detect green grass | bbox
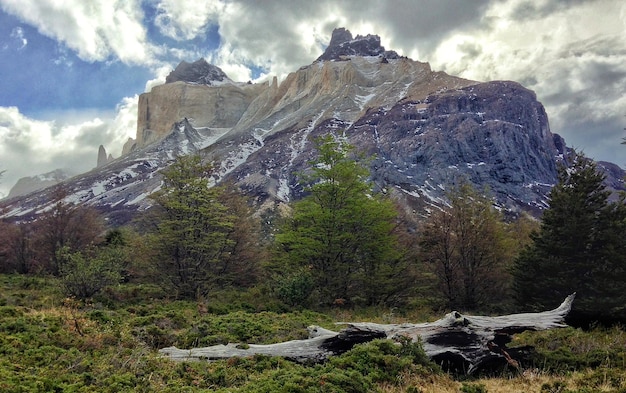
[1,273,626,393]
[513,326,626,372]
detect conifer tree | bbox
[513,152,626,323]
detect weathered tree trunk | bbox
[160,294,575,374]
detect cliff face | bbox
[135,81,267,148]
[134,27,474,151]
[210,79,565,214]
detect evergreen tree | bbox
[274,135,407,306]
[512,152,626,323]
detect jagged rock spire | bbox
[97,145,108,168]
[316,27,401,62]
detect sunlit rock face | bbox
[136,79,267,147]
[135,59,267,148]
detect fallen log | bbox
[160,293,575,374]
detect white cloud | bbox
[108,96,139,155]
[196,0,495,82]
[0,0,154,65]
[154,0,224,41]
[9,26,26,49]
[145,65,172,92]
[0,101,137,197]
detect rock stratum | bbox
[1,28,624,224]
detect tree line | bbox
[0,135,624,323]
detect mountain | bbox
[165,58,230,85]
[315,27,401,62]
[6,169,73,200]
[1,28,624,225]
[127,61,264,150]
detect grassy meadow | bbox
[1,274,625,393]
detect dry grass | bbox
[378,367,626,393]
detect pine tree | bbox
[274,135,407,306]
[512,152,626,323]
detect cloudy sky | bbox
[0,0,625,197]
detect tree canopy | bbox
[274,135,411,306]
[419,182,512,311]
[152,156,254,298]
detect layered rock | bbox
[135,80,267,147]
[134,28,460,152]
[206,79,565,214]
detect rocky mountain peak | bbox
[165,58,230,85]
[6,169,72,199]
[2,28,624,225]
[327,27,353,47]
[96,145,115,168]
[316,27,400,62]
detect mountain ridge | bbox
[1,28,623,225]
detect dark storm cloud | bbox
[362,0,496,54]
[511,0,599,21]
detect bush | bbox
[58,246,124,299]
[330,338,440,385]
[540,381,568,393]
[515,327,626,372]
[461,382,488,393]
[274,268,315,306]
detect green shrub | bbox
[514,327,626,372]
[460,382,488,393]
[274,269,315,307]
[58,246,124,300]
[576,367,626,390]
[540,381,568,393]
[330,338,439,385]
